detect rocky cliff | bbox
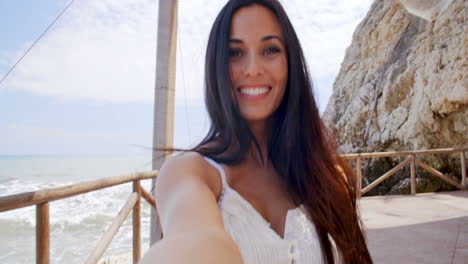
[323,0,467,195]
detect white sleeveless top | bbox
[204,157,341,264]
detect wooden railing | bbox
[342,147,468,198]
[0,147,467,263]
[0,171,158,264]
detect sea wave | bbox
[0,156,154,264]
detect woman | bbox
[140,0,372,263]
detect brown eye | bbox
[264,46,281,55]
[229,48,242,58]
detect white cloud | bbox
[0,0,376,154]
[2,0,159,102]
[1,0,374,110]
[281,0,374,110]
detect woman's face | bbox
[229,4,288,123]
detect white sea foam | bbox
[0,155,154,264]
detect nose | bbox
[244,53,263,77]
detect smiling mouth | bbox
[237,86,272,97]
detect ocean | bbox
[0,154,156,263]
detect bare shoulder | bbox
[160,151,209,173]
[157,151,222,197]
[155,151,224,237]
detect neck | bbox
[247,120,270,166]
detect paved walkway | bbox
[360,191,468,264]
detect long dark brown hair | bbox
[161,0,372,262]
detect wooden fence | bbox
[0,147,466,264]
[0,171,158,264]
[342,147,468,198]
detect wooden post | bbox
[361,156,412,195]
[410,155,416,195]
[415,159,463,189]
[133,181,141,263]
[36,203,49,264]
[356,158,362,199]
[461,151,466,190]
[150,0,178,245]
[85,193,138,264]
[141,187,156,209]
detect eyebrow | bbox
[229,35,284,43]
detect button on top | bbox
[290,240,299,263]
[290,244,296,254]
[290,240,298,253]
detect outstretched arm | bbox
[139,153,243,264]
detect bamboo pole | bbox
[0,171,157,212]
[141,187,156,209]
[36,203,49,264]
[152,0,177,169]
[133,181,141,264]
[356,158,362,199]
[415,159,463,189]
[461,151,466,190]
[410,155,416,195]
[362,156,412,195]
[342,147,468,160]
[151,0,178,245]
[84,193,138,264]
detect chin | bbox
[241,113,272,123]
[239,106,276,121]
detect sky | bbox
[0,0,374,156]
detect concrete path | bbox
[360,191,468,264]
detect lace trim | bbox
[217,181,227,206]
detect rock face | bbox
[323,0,467,195]
[399,0,455,21]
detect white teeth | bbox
[239,87,270,96]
